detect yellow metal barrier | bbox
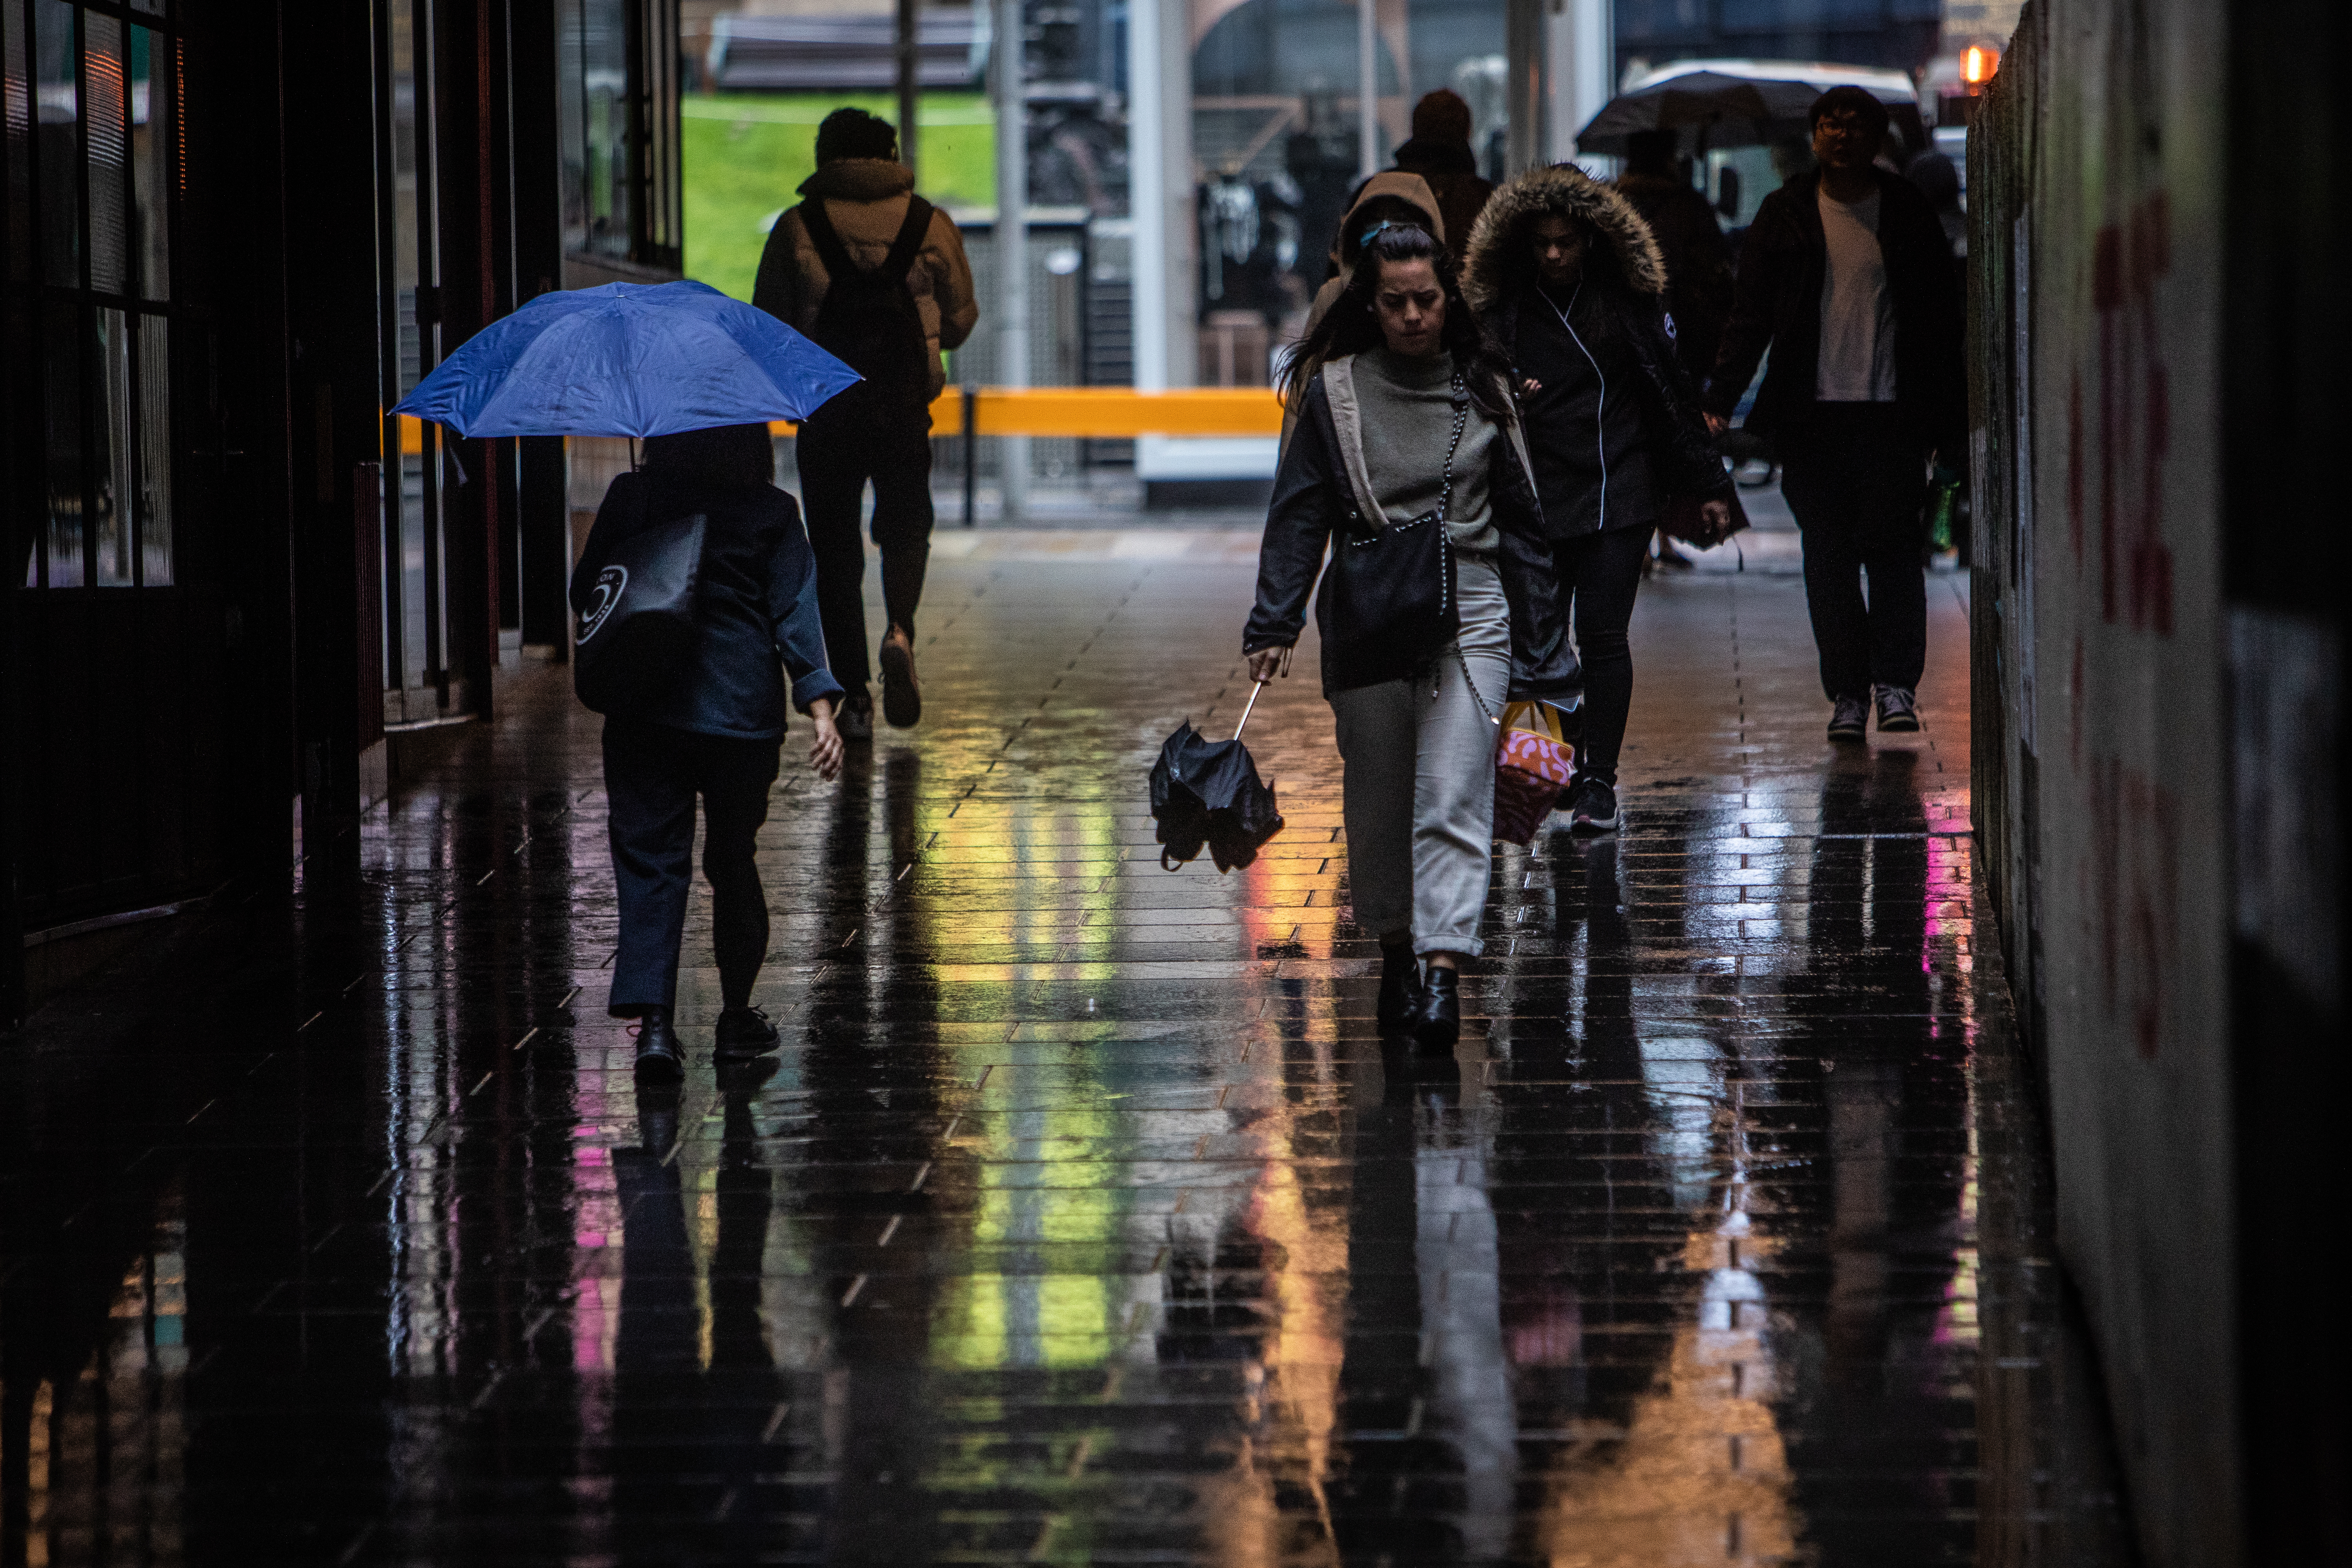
[393,388,1283,456]
[774,387,1285,439]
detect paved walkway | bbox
[2,538,2129,1565]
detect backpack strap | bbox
[797,193,934,287]
[876,195,934,286]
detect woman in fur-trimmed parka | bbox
[1461,164,1732,834]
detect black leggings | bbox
[1549,526,1650,786]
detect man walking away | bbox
[1703,86,1963,741]
[1614,127,1735,569]
[754,107,978,737]
[1614,129,1734,393]
[1392,90,1494,268]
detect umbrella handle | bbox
[1233,679,1269,741]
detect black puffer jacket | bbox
[1702,166,1964,459]
[1462,164,1731,537]
[1243,369,1583,701]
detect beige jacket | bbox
[751,158,979,401]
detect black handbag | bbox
[1315,374,1470,692]
[573,503,709,716]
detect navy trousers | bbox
[603,718,780,1017]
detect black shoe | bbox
[838,692,875,741]
[1405,963,1461,1053]
[1874,684,1919,732]
[714,1004,781,1060]
[1828,694,1870,741]
[1567,776,1619,834]
[633,1009,684,1082]
[879,627,923,729]
[1376,944,1421,1030]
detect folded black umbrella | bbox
[1150,681,1284,872]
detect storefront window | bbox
[6,0,178,589]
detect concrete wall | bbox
[1966,4,2241,1564]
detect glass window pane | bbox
[84,10,127,293]
[5,0,30,279]
[138,312,170,584]
[35,0,77,285]
[131,24,165,297]
[95,306,133,585]
[131,0,164,16]
[44,301,82,587]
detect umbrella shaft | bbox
[1234,680,1267,741]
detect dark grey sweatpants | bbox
[1329,556,1510,957]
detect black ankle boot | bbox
[1406,964,1460,1053]
[1377,944,1420,1030]
[633,1008,684,1082]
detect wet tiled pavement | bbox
[2,538,2132,1565]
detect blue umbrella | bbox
[389,279,862,438]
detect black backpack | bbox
[797,194,935,415]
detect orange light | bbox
[1964,45,1990,84]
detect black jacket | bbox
[1461,162,1732,540]
[1243,372,1583,702]
[571,471,844,741]
[1485,285,1732,536]
[1703,167,1965,458]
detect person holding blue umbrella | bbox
[395,276,865,1079]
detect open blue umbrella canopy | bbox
[389,279,862,438]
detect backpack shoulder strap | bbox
[797,198,856,280]
[797,193,932,285]
[876,196,934,286]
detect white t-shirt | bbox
[1816,186,1898,402]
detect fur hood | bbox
[1461,164,1667,313]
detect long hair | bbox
[1280,222,1515,423]
[643,423,776,488]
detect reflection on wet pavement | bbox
[0,549,2131,1564]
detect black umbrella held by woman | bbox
[1151,666,1286,872]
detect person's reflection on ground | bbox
[1782,745,1974,1557]
[1494,835,1677,1502]
[607,1065,785,1562]
[611,1082,697,1559]
[802,745,947,1562]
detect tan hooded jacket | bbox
[1283,172,1447,445]
[1303,171,1447,340]
[751,158,979,402]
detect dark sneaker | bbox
[1567,776,1619,834]
[1874,685,1920,732]
[879,627,923,729]
[714,1005,781,1060]
[1828,695,1870,742]
[1405,963,1461,1053]
[1376,943,1421,1031]
[632,1010,684,1082]
[837,692,875,741]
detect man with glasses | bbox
[1703,86,1965,741]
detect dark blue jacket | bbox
[571,471,844,740]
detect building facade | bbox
[0,0,680,1021]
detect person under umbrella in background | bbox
[573,424,847,1081]
[1703,86,1964,742]
[754,107,977,739]
[1462,164,1734,835]
[1392,89,1495,268]
[1246,223,1580,1052]
[1613,128,1736,572]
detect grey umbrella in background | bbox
[1575,61,1928,157]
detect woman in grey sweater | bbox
[1243,223,1580,1050]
